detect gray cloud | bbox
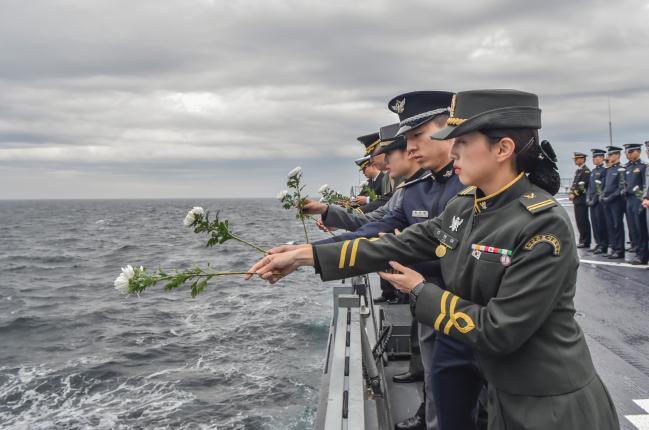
[1,0,648,198]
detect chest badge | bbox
[449,216,464,232]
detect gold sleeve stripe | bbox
[527,199,555,211]
[434,291,451,331]
[338,240,351,269]
[443,295,460,335]
[349,238,362,267]
[348,237,380,267]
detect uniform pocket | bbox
[472,252,508,302]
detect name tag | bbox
[412,210,429,218]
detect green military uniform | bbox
[313,175,618,429]
[310,90,619,430]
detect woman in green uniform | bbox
[247,89,620,429]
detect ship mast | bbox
[608,97,613,146]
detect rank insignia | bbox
[391,98,406,114]
[524,233,561,255]
[524,193,535,199]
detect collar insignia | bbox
[479,201,487,210]
[524,193,535,199]
[443,169,453,178]
[449,216,464,232]
[392,98,406,114]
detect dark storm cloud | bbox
[0,0,648,198]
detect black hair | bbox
[482,128,561,195]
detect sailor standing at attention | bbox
[623,143,648,265]
[586,149,609,254]
[602,145,626,259]
[247,89,620,430]
[642,141,649,255]
[568,152,591,248]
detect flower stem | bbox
[229,234,268,254]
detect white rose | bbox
[288,166,302,178]
[114,264,137,294]
[360,180,368,187]
[276,190,289,200]
[183,206,205,227]
[318,184,330,194]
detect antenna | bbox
[607,97,613,146]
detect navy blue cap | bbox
[388,91,454,136]
[607,146,622,154]
[590,148,606,156]
[623,143,642,151]
[573,152,587,158]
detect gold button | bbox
[435,244,447,258]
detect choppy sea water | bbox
[0,199,333,429]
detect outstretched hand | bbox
[245,245,315,284]
[378,261,424,293]
[302,199,328,215]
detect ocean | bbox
[0,199,333,429]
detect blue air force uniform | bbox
[601,146,626,258]
[586,149,608,253]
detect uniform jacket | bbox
[570,165,590,205]
[586,164,606,206]
[624,159,647,199]
[312,174,596,397]
[602,162,625,203]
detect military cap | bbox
[572,152,587,159]
[606,146,622,154]
[357,132,381,156]
[355,155,371,170]
[388,91,454,136]
[379,123,400,142]
[431,89,541,141]
[590,148,606,156]
[623,143,642,152]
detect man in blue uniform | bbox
[586,149,609,254]
[623,143,648,265]
[642,141,649,258]
[569,152,591,248]
[601,146,626,259]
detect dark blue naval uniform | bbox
[315,164,488,430]
[586,163,608,252]
[602,163,626,255]
[625,160,648,260]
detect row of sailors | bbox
[570,144,649,264]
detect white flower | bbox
[318,184,330,194]
[360,180,368,187]
[288,166,302,178]
[276,190,289,201]
[114,265,139,294]
[183,206,205,227]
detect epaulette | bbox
[457,186,477,196]
[397,172,432,189]
[519,192,557,214]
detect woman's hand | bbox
[378,261,424,293]
[301,199,328,215]
[245,246,315,284]
[267,243,311,254]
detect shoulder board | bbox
[519,193,557,214]
[457,186,477,196]
[397,172,432,189]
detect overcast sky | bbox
[1,0,648,199]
